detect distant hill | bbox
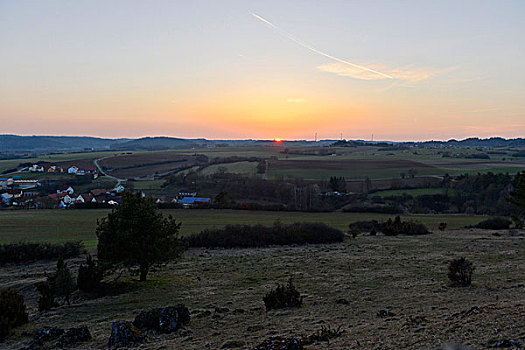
[2,134,523,154]
[0,135,129,152]
[416,137,525,149]
[111,137,207,150]
[111,137,336,150]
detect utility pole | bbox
[314,133,317,142]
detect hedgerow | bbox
[0,241,85,265]
[187,221,344,248]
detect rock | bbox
[132,304,190,333]
[108,321,144,347]
[57,326,91,348]
[221,339,245,348]
[133,309,162,330]
[215,307,230,313]
[159,307,179,333]
[32,327,64,343]
[489,339,521,348]
[336,298,350,305]
[377,309,396,318]
[253,336,303,350]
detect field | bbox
[3,145,524,183]
[369,188,449,198]
[2,228,523,349]
[267,148,525,180]
[199,161,259,176]
[0,151,118,174]
[0,209,488,252]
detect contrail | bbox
[250,12,393,79]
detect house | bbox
[113,185,125,193]
[153,196,174,204]
[47,166,64,173]
[179,197,211,207]
[48,192,68,200]
[63,194,74,204]
[12,180,40,190]
[178,189,197,198]
[75,193,96,204]
[22,191,39,198]
[68,166,79,174]
[57,186,75,195]
[1,192,13,205]
[28,164,44,172]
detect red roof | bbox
[90,189,107,196]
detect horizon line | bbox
[1,133,523,144]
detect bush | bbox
[448,257,474,287]
[473,217,512,230]
[0,241,85,265]
[50,258,76,306]
[77,255,104,293]
[382,216,430,236]
[263,278,303,311]
[0,287,28,340]
[36,258,76,310]
[187,221,344,248]
[36,281,58,311]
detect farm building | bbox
[179,197,211,207]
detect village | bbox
[0,163,211,209]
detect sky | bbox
[1,0,524,141]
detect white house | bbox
[75,193,96,203]
[57,186,74,195]
[114,185,125,193]
[29,164,44,172]
[68,166,79,174]
[63,194,74,204]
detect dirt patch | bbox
[98,152,203,178]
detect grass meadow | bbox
[0,209,487,252]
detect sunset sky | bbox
[1,0,524,141]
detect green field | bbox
[199,161,258,176]
[0,209,488,251]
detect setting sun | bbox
[274,138,282,143]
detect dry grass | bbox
[1,228,524,349]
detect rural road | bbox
[93,156,126,185]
